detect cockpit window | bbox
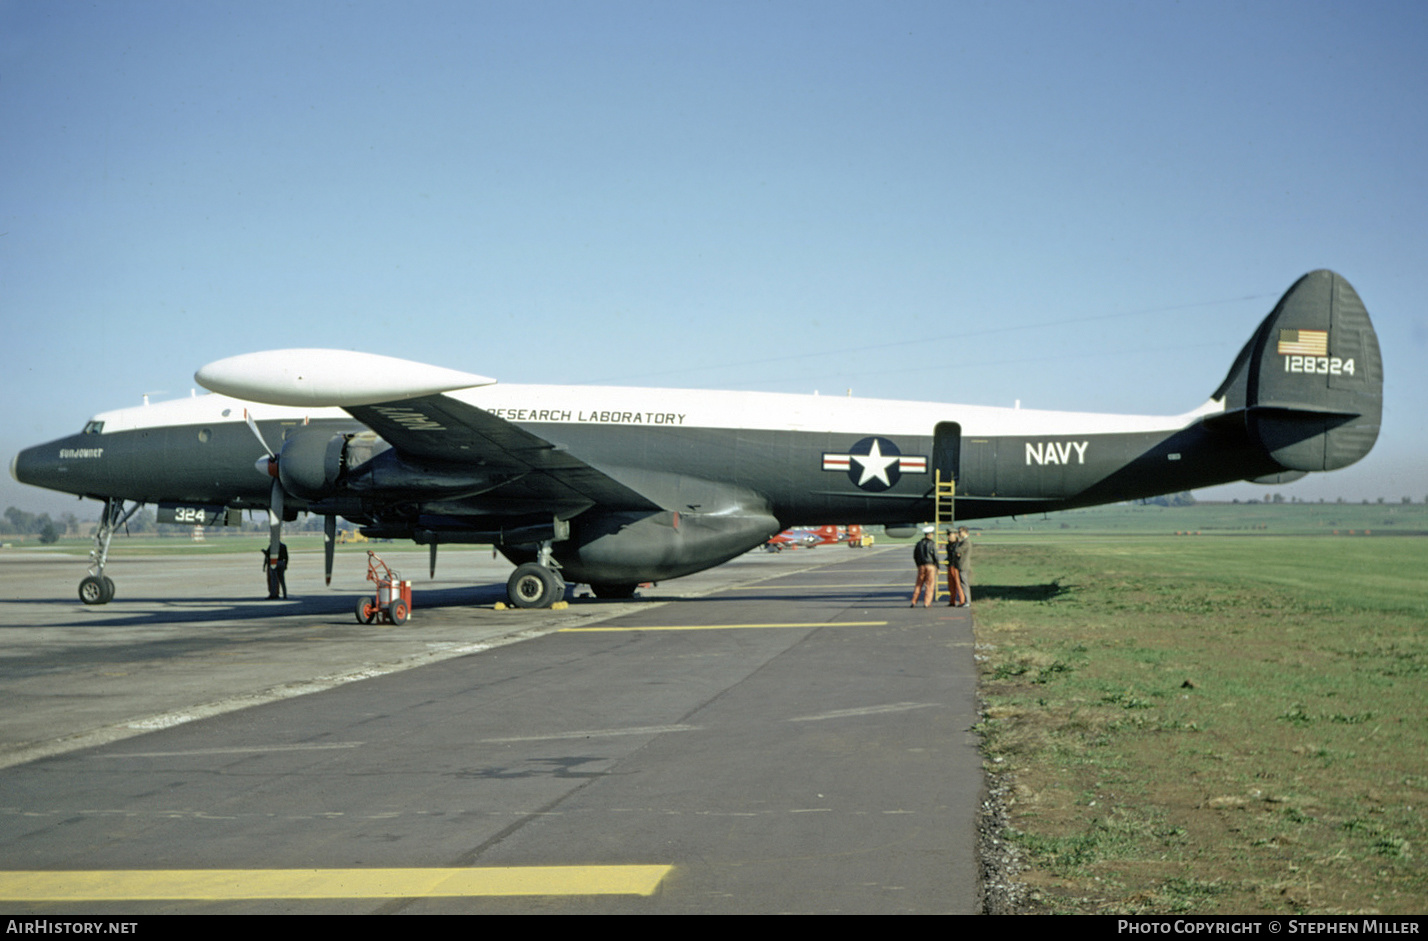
[82,420,104,435]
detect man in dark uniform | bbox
[948,526,971,607]
[911,526,939,607]
[262,541,289,599]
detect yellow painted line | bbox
[0,866,673,900]
[727,584,900,590]
[561,621,887,632]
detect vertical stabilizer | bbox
[1211,270,1382,473]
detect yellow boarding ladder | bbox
[934,470,956,600]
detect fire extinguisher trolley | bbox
[355,550,412,625]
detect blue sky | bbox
[3,0,1425,516]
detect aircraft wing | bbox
[194,350,661,513]
[344,393,662,512]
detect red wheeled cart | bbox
[355,550,412,625]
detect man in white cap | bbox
[910,526,939,607]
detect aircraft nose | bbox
[11,439,83,495]
[12,443,50,488]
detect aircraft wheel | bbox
[387,599,409,626]
[507,563,561,608]
[355,596,377,624]
[79,576,111,605]
[103,577,115,601]
[591,582,638,599]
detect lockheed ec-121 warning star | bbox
[11,270,1382,609]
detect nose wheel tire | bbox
[79,576,113,605]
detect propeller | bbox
[244,410,286,572]
[246,411,341,588]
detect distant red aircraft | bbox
[765,524,870,551]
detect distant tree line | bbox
[1136,492,1197,507]
[1,506,79,544]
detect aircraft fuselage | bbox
[10,270,1384,604]
[14,385,1266,525]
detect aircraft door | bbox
[933,422,962,529]
[933,422,962,488]
[931,422,965,488]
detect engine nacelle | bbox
[278,432,346,499]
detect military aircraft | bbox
[766,525,860,550]
[767,526,835,551]
[11,270,1382,609]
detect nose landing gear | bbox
[78,498,141,605]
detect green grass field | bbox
[977,500,1428,537]
[972,528,1426,914]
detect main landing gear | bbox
[504,540,566,608]
[506,563,564,608]
[78,498,141,605]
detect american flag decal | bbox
[1277,329,1328,356]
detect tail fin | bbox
[1211,270,1382,473]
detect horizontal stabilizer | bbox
[196,349,496,407]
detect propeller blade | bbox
[243,409,276,458]
[267,477,284,561]
[429,541,438,579]
[324,514,336,586]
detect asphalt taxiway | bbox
[0,542,981,913]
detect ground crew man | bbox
[262,541,289,599]
[911,526,939,607]
[948,526,971,607]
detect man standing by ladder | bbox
[911,527,939,607]
[948,526,971,607]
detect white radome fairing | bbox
[196,349,496,408]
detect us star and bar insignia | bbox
[822,437,927,492]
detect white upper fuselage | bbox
[87,383,1223,439]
